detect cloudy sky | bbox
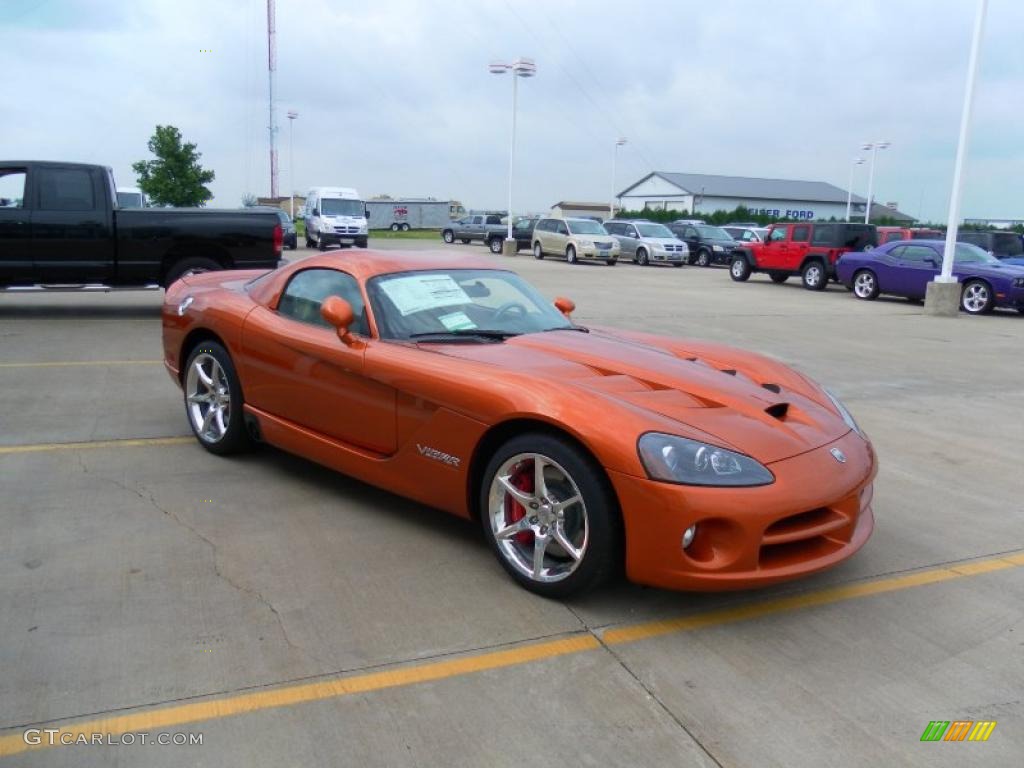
[3,0,1021,222]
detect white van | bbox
[116,186,147,208]
[304,187,368,249]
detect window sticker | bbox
[379,275,470,316]
[437,311,476,331]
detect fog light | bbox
[682,524,697,550]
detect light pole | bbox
[845,157,865,222]
[286,110,298,218]
[926,0,987,317]
[611,137,627,217]
[861,141,890,223]
[489,57,536,255]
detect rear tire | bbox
[390,223,400,232]
[769,272,789,284]
[401,223,411,232]
[460,238,471,244]
[183,341,250,456]
[801,260,828,291]
[164,257,221,288]
[730,256,752,282]
[479,432,621,598]
[852,269,880,300]
[489,238,503,254]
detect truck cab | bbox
[729,222,877,290]
[304,187,369,250]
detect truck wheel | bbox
[637,247,649,266]
[489,238,503,254]
[801,260,828,291]
[390,223,400,232]
[730,256,751,282]
[400,223,411,232]
[695,249,711,267]
[852,269,880,300]
[533,242,544,260]
[164,257,221,287]
[356,237,368,249]
[317,239,328,251]
[769,272,789,284]
[442,229,455,244]
[460,238,471,244]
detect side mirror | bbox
[364,208,370,219]
[320,296,364,348]
[554,296,575,319]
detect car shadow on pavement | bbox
[0,303,162,319]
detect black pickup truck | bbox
[0,161,283,290]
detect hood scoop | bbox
[764,402,790,420]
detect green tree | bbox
[132,125,215,207]
[241,193,258,207]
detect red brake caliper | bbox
[505,461,535,545]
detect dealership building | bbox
[617,171,913,222]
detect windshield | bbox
[992,233,1023,255]
[636,223,674,238]
[321,198,364,217]
[368,269,575,340]
[954,243,1000,264]
[276,211,292,225]
[696,225,732,240]
[567,219,607,235]
[117,192,143,207]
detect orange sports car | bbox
[162,250,876,597]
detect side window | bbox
[556,221,569,236]
[37,168,96,211]
[684,227,697,238]
[0,168,27,208]
[792,225,810,242]
[472,216,483,225]
[901,246,937,263]
[278,269,369,335]
[485,215,502,225]
[888,246,906,260]
[627,225,640,237]
[768,228,787,243]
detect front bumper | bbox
[579,244,620,261]
[709,247,734,265]
[652,248,687,263]
[609,430,877,591]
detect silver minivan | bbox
[604,220,688,267]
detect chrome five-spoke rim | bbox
[185,353,231,443]
[963,283,988,312]
[488,453,588,583]
[854,272,874,297]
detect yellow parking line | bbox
[0,360,162,369]
[0,436,193,455]
[1,550,1020,757]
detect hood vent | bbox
[765,402,789,420]
[761,383,781,394]
[720,368,737,376]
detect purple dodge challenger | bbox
[837,240,1024,315]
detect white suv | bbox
[532,217,619,265]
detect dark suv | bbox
[957,230,1023,260]
[666,222,737,267]
[486,216,539,254]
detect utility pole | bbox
[267,0,278,199]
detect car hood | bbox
[961,262,1024,279]
[424,328,848,464]
[643,237,686,247]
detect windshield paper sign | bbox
[379,275,469,316]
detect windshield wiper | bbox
[408,329,522,342]
[539,325,589,333]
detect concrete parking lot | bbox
[1,238,1022,767]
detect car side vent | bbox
[761,383,781,394]
[765,402,789,420]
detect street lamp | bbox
[286,110,298,218]
[926,0,988,316]
[489,57,536,255]
[611,137,627,217]
[861,141,890,224]
[845,157,865,222]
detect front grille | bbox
[758,498,861,570]
[334,226,360,234]
[596,241,611,249]
[663,244,684,252]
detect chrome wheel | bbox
[853,270,877,299]
[731,260,746,278]
[696,250,710,267]
[487,453,588,584]
[185,353,231,443]
[961,281,991,314]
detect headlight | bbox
[712,244,724,252]
[1013,277,1024,288]
[579,239,593,246]
[824,388,864,438]
[638,433,774,487]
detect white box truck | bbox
[366,199,462,231]
[304,187,369,249]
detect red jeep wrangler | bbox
[729,222,877,290]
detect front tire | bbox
[852,269,880,300]
[961,279,994,314]
[566,245,578,264]
[730,256,752,282]
[801,260,827,291]
[533,242,544,260]
[637,247,649,266]
[479,433,620,598]
[390,223,400,232]
[183,341,249,456]
[442,229,455,244]
[695,249,711,267]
